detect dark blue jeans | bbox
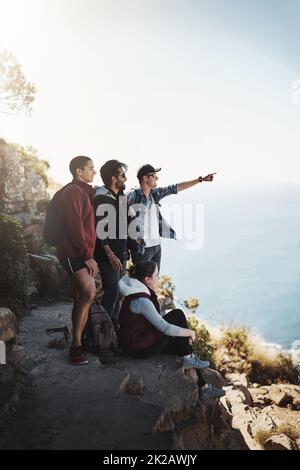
[98,261,126,320]
[131,244,161,272]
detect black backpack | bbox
[82,303,119,364]
[43,183,87,246]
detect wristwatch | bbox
[198,176,203,183]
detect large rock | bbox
[264,434,297,451]
[226,373,249,388]
[202,368,228,388]
[248,387,272,407]
[250,412,278,436]
[225,388,253,408]
[220,390,259,450]
[268,385,293,407]
[0,308,18,343]
[29,254,72,299]
[292,398,300,410]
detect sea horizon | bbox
[160,183,300,354]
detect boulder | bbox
[226,373,249,388]
[251,413,278,436]
[0,308,18,343]
[268,386,293,407]
[248,388,272,407]
[29,254,72,299]
[225,388,253,408]
[278,384,300,400]
[202,368,228,388]
[264,434,297,451]
[292,398,300,410]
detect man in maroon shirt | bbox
[58,156,98,365]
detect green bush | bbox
[188,315,214,364]
[0,213,36,312]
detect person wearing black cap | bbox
[127,164,216,271]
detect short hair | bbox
[100,159,128,187]
[69,156,92,177]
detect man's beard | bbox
[118,183,126,193]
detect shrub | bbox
[157,275,176,299]
[248,352,300,385]
[212,326,300,385]
[188,315,214,364]
[0,213,36,313]
[184,297,200,315]
[255,425,299,448]
[217,326,253,358]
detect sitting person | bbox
[118,261,225,399]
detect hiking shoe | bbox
[201,384,225,399]
[182,353,210,370]
[69,346,88,365]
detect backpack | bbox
[81,302,119,364]
[43,183,87,246]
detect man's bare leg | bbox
[71,268,96,348]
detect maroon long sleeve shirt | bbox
[57,179,96,262]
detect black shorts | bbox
[60,257,87,276]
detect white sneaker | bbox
[182,353,210,369]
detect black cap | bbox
[137,164,161,180]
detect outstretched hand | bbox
[203,172,217,182]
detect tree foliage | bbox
[0,47,36,114]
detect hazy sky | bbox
[1,0,300,187]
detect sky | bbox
[1,0,300,188]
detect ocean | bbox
[160,184,300,352]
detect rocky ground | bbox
[0,302,221,450]
[0,302,300,450]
